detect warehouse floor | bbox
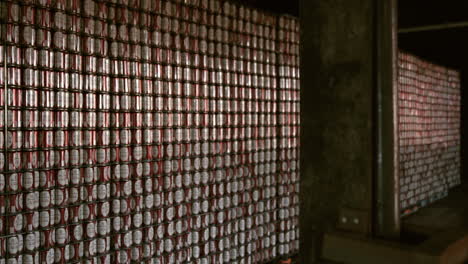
[322,183,468,264]
[403,183,468,237]
[401,183,468,263]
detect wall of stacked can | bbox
[398,52,461,216]
[0,0,300,263]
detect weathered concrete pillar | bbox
[299,0,398,262]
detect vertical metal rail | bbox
[374,0,400,238]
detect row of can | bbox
[2,133,285,152]
[0,207,290,233]
[399,76,459,90]
[1,202,286,230]
[8,47,280,72]
[4,1,279,35]
[6,33,278,61]
[399,138,460,147]
[6,111,286,128]
[397,75,459,90]
[3,128,285,146]
[1,149,287,169]
[0,164,285,188]
[7,49,280,73]
[0,212,291,239]
[1,148,286,171]
[0,236,290,263]
[7,64,280,84]
[397,90,459,103]
[399,130,459,139]
[6,91,285,110]
[6,17,278,46]
[5,71,282,92]
[5,113,285,129]
[1,174,288,199]
[0,186,283,213]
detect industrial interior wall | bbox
[398,52,461,216]
[0,0,300,263]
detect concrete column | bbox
[299,0,398,262]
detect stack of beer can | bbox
[398,52,461,216]
[0,0,301,263]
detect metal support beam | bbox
[399,21,468,34]
[374,0,400,238]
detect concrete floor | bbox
[401,183,468,263]
[403,183,468,237]
[321,183,468,264]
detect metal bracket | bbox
[337,208,371,234]
[399,21,468,34]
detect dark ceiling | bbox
[398,1,468,29]
[398,0,468,70]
